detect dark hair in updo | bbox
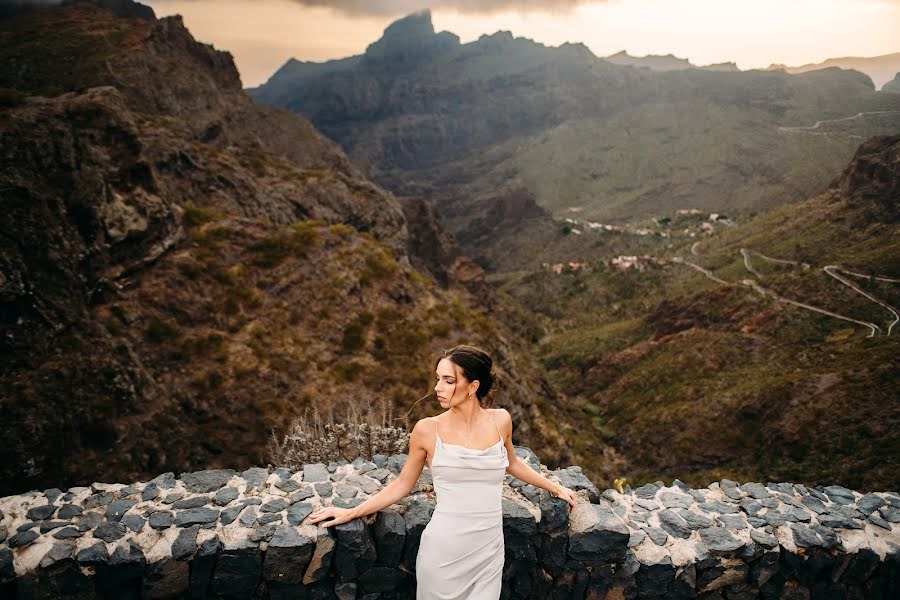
[435,344,501,408]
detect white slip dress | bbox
[415,413,510,600]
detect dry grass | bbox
[267,397,410,467]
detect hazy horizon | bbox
[146,0,900,88]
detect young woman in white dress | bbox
[308,345,577,598]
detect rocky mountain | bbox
[499,134,899,491]
[767,52,900,91]
[0,0,576,496]
[249,11,900,270]
[601,51,738,73]
[884,72,900,94]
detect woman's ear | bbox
[469,380,480,396]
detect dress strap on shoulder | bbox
[487,410,503,445]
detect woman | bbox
[308,345,577,599]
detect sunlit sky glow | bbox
[145,0,900,88]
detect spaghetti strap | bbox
[488,411,503,445]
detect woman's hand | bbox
[308,506,357,528]
[556,486,577,509]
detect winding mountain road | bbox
[777,110,900,136]
[675,246,898,338]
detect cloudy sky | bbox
[144,0,900,88]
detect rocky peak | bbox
[363,10,460,67]
[64,0,155,20]
[835,134,899,219]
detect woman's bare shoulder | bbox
[490,408,512,426]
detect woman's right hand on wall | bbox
[308,506,357,528]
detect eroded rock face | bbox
[836,134,900,220]
[1,460,898,599]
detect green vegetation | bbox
[250,221,321,268]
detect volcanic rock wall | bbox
[1,447,898,599]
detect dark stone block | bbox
[143,558,190,600]
[401,497,434,573]
[242,467,270,492]
[188,542,219,599]
[122,514,145,533]
[635,562,675,598]
[149,510,175,529]
[9,529,39,548]
[172,496,210,510]
[287,501,314,526]
[76,542,109,566]
[26,504,57,521]
[374,509,406,567]
[749,551,780,587]
[790,523,822,548]
[658,509,692,539]
[175,507,219,526]
[172,524,200,560]
[258,512,283,525]
[303,463,329,483]
[220,504,245,526]
[699,526,744,553]
[39,520,69,534]
[261,498,289,513]
[677,508,714,530]
[840,548,880,585]
[209,547,262,599]
[537,494,569,535]
[263,526,315,585]
[142,482,161,501]
[93,521,126,542]
[215,486,240,506]
[180,469,236,493]
[303,528,337,584]
[76,511,103,532]
[151,472,176,489]
[83,491,115,509]
[53,526,82,539]
[856,493,885,515]
[251,523,277,542]
[57,504,83,519]
[503,498,538,562]
[568,504,629,565]
[106,498,138,522]
[334,518,377,582]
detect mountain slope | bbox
[0,0,576,495]
[499,134,899,491]
[768,52,900,91]
[250,11,900,268]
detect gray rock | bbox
[345,474,381,494]
[568,504,629,564]
[241,497,262,506]
[0,549,13,578]
[83,491,115,509]
[57,504,83,519]
[750,528,778,548]
[53,526,82,539]
[809,523,841,548]
[106,498,138,521]
[274,467,292,480]
[868,514,891,530]
[698,501,740,514]
[9,529,39,548]
[628,529,647,547]
[287,501,314,526]
[808,488,829,502]
[781,504,812,523]
[26,503,57,520]
[239,506,257,528]
[17,521,38,532]
[790,523,822,547]
[333,497,365,509]
[303,463,329,483]
[801,495,828,514]
[767,482,795,495]
[242,467,269,492]
[250,523,277,542]
[762,511,785,527]
[122,514,145,533]
[879,506,900,523]
[658,509,692,539]
[699,527,744,552]
[822,485,856,505]
[151,472,176,489]
[315,482,333,498]
[367,468,391,483]
[275,478,301,493]
[175,508,219,526]
[260,498,288,513]
[716,514,749,529]
[172,525,200,559]
[740,483,771,499]
[142,482,161,501]
[93,521,126,542]
[659,491,694,509]
[634,498,659,511]
[633,483,660,500]
[644,526,669,546]
[180,469,236,493]
[373,454,388,468]
[358,462,376,474]
[40,540,76,568]
[856,493,886,515]
[719,479,738,489]
[39,520,70,533]
[723,487,744,501]
[77,542,109,565]
[258,513,282,525]
[172,496,209,509]
[373,509,406,567]
[793,483,808,496]
[220,505,244,526]
[214,486,240,506]
[675,509,713,530]
[688,490,707,503]
[290,485,315,502]
[758,497,779,508]
[109,540,146,567]
[76,511,103,531]
[740,499,764,517]
[149,511,175,529]
[162,490,185,504]
[388,454,407,475]
[117,485,141,498]
[335,483,359,498]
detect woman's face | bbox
[434,358,470,409]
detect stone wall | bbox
[1,447,898,599]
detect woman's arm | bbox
[497,409,577,509]
[308,418,430,527]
